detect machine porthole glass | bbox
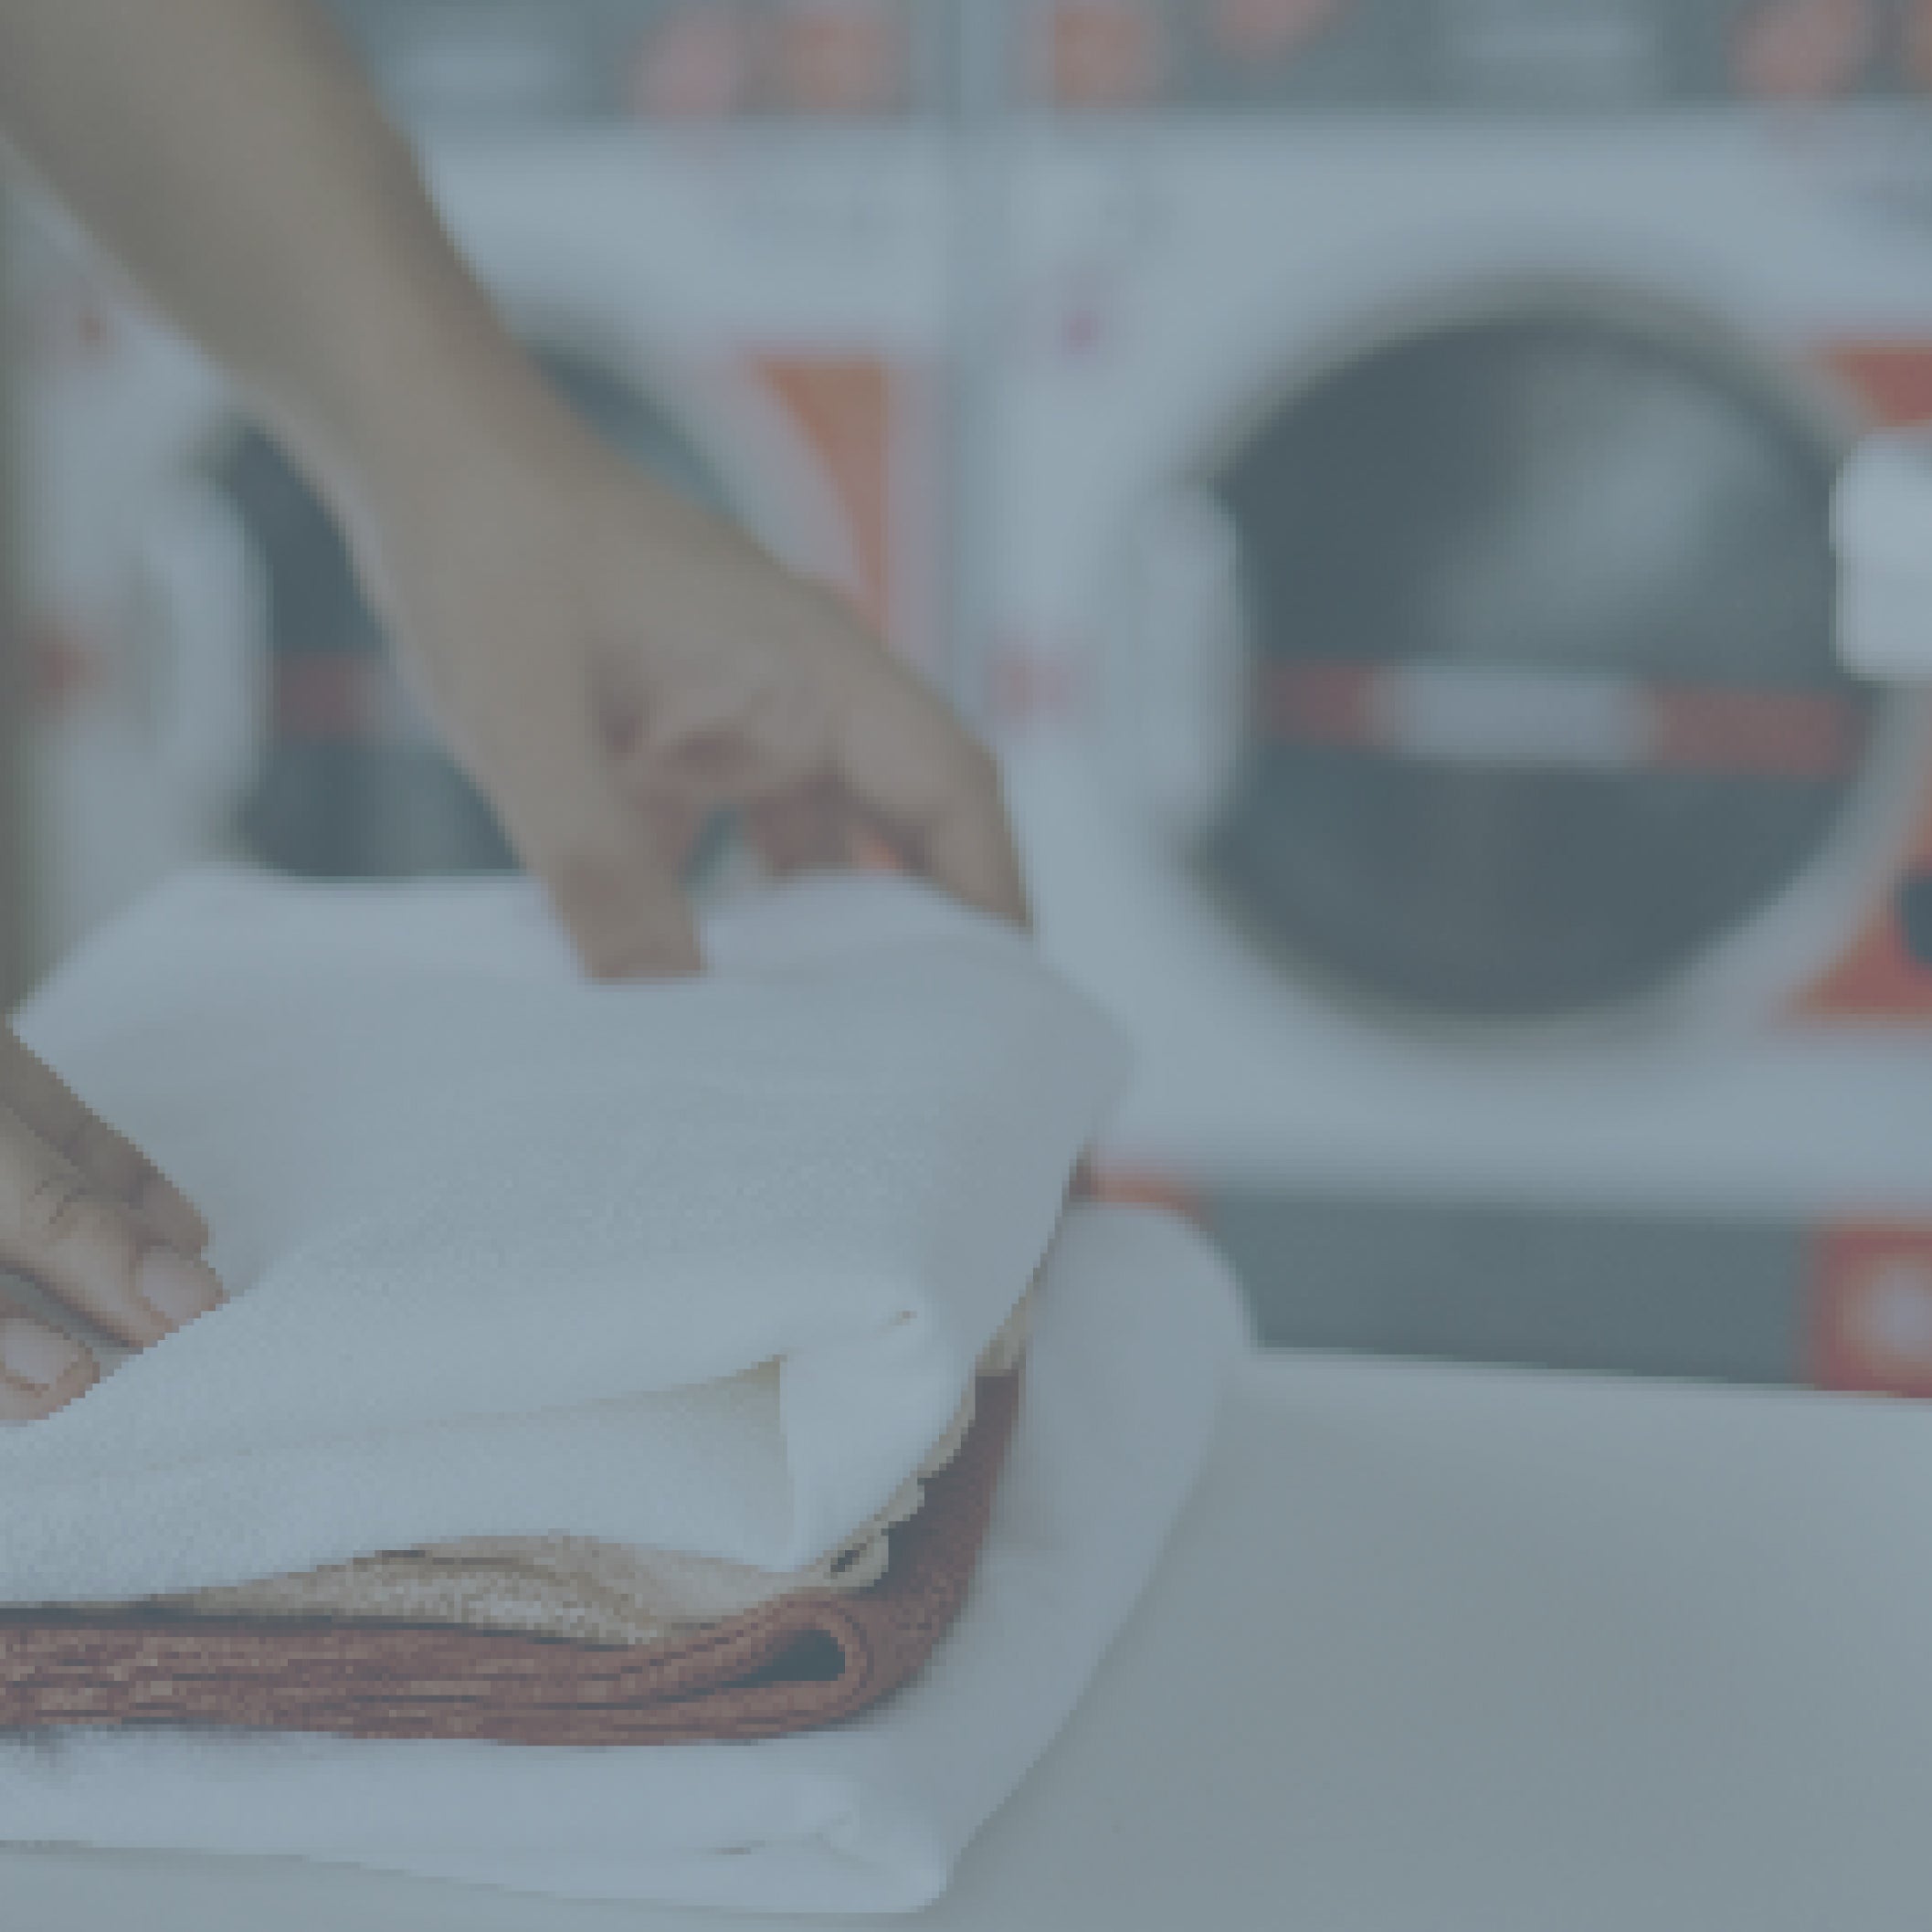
[1199,301,1880,1026]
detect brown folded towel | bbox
[0,1372,1018,1747]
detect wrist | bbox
[227,115,563,553]
[283,278,504,491]
[289,293,575,571]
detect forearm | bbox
[0,0,536,518]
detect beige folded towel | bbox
[0,1370,1024,1748]
[141,1291,1034,1645]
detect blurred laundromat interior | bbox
[13,0,1932,1394]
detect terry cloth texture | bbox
[1,868,1125,1605]
[0,1373,1019,1747]
[146,1296,1035,1647]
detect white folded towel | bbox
[2,867,1128,1603]
[149,1289,1036,1644]
[0,1202,1251,1915]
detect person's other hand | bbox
[0,1027,220,1420]
[350,381,1029,978]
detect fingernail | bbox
[138,1173,209,1251]
[136,1248,225,1329]
[0,1320,88,1391]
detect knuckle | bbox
[0,1318,96,1411]
[43,1110,90,1165]
[18,1167,105,1252]
[56,1114,133,1188]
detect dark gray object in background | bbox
[1218,1190,1808,1386]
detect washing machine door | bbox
[192,342,739,881]
[1178,291,1890,1027]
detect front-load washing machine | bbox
[7,1,955,977]
[986,0,1932,1390]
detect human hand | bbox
[346,367,1029,977]
[0,1027,222,1420]
[2,0,1024,975]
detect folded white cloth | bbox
[0,1202,1251,1915]
[153,1292,1037,1645]
[2,868,1127,1603]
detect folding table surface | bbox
[7,1347,1930,1931]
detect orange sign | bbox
[1046,0,1167,110]
[1815,1225,1932,1394]
[1909,0,1932,90]
[771,0,905,117]
[628,5,753,121]
[1732,0,1875,102]
[1208,0,1343,64]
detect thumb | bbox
[0,1103,224,1349]
[488,719,701,979]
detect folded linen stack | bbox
[0,869,1249,1913]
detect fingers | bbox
[543,829,701,980]
[917,746,1032,932]
[485,693,702,979]
[0,1310,98,1421]
[0,1034,208,1253]
[649,628,1027,927]
[747,780,851,878]
[0,1103,224,1352]
[828,651,1031,930]
[0,1029,216,1422]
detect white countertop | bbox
[9,1347,1932,1931]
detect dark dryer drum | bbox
[1203,291,1875,1025]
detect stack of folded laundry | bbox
[0,867,1249,1915]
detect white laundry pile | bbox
[1,867,1127,1601]
[141,1283,1037,1645]
[0,1205,1247,1913]
[0,867,1250,1912]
